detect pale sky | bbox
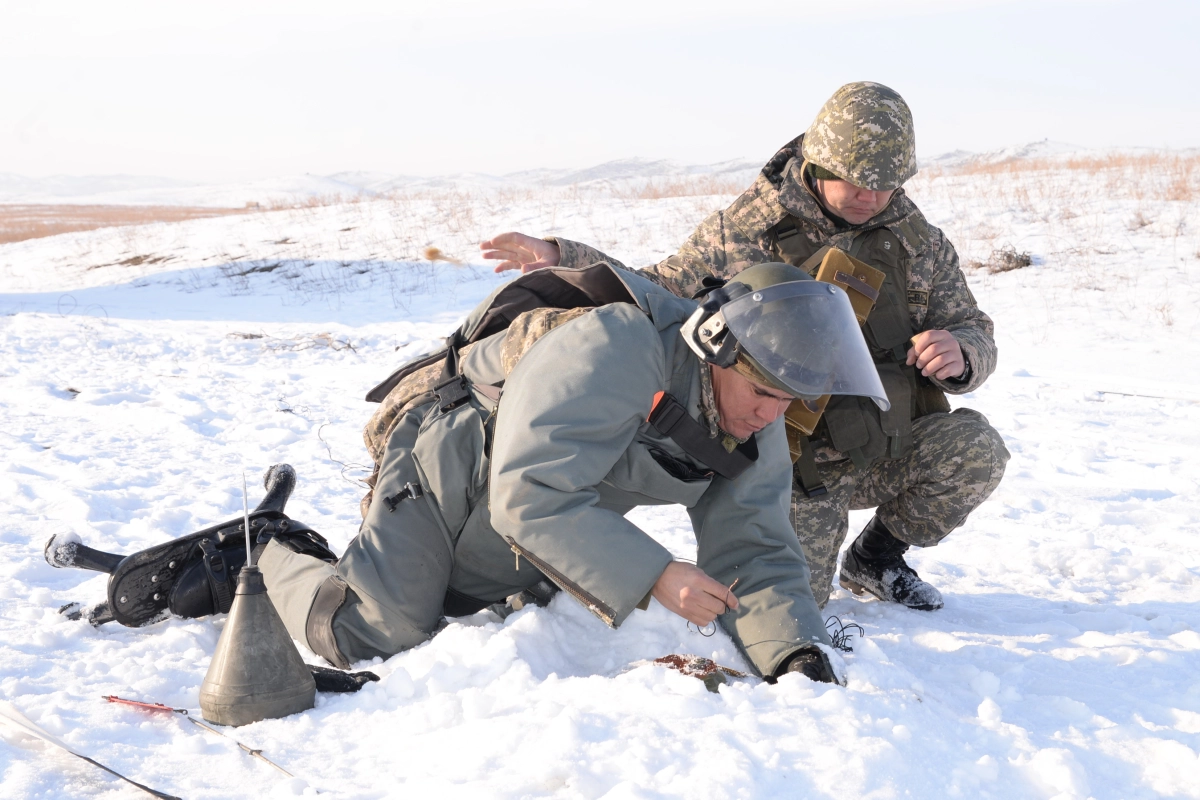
[3,0,1197,183]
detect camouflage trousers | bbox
[792,408,1010,607]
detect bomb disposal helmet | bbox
[680,263,889,410]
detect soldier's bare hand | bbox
[480,232,561,274]
[906,329,966,381]
[651,561,739,626]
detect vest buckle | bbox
[434,375,471,413]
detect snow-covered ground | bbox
[1,151,1199,799]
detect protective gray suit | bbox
[259,266,830,678]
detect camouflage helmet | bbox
[801,82,917,191]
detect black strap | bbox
[691,275,729,300]
[443,587,493,618]
[432,331,472,413]
[792,435,828,498]
[383,482,424,512]
[439,331,465,381]
[199,538,234,614]
[434,375,470,413]
[647,393,756,481]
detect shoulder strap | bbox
[431,330,472,413]
[791,435,828,497]
[462,262,639,343]
[647,393,757,481]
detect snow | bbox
[2,151,1199,799]
[0,155,766,208]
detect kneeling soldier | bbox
[483,82,1012,612]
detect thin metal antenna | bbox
[102,696,306,783]
[1,700,181,799]
[242,470,253,568]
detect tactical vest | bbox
[768,207,950,475]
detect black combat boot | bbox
[773,645,841,685]
[164,516,336,621]
[487,579,561,619]
[46,464,338,626]
[838,516,944,611]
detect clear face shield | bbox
[720,281,890,410]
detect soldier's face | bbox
[710,365,795,439]
[814,179,895,225]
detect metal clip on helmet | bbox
[680,280,752,369]
[681,263,890,411]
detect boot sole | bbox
[105,512,287,627]
[838,574,942,611]
[49,464,300,627]
[839,575,881,601]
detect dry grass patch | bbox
[920,151,1200,203]
[623,175,749,200]
[0,204,254,245]
[264,193,371,210]
[968,246,1033,274]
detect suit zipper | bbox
[484,402,498,514]
[504,536,616,627]
[488,395,615,626]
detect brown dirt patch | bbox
[0,204,254,245]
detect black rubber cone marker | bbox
[199,472,315,726]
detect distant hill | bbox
[0,173,198,200]
[8,142,1192,207]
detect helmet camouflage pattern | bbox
[801,82,917,191]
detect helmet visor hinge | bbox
[680,282,752,367]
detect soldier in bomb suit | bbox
[48,259,895,686]
[483,82,1010,610]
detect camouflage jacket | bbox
[553,135,996,396]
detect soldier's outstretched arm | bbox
[483,204,769,299]
[633,207,777,298]
[480,232,563,273]
[549,210,766,298]
[481,230,630,273]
